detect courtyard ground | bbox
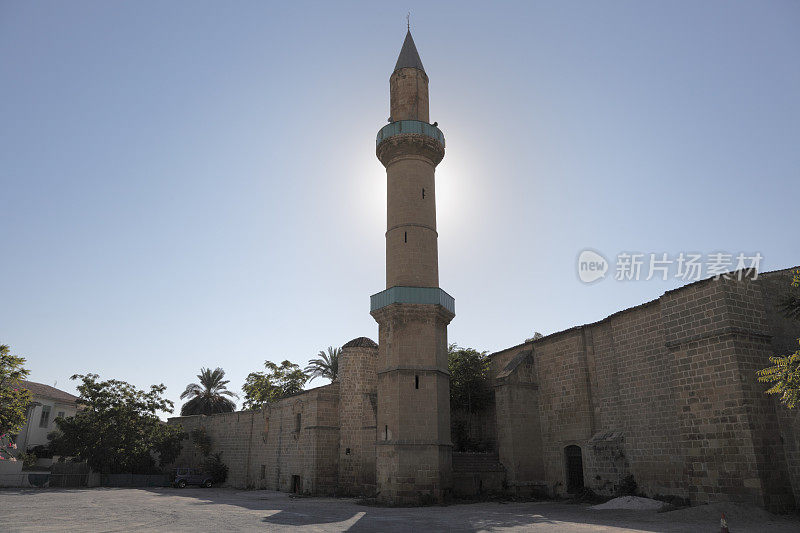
[0,488,798,532]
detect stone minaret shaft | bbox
[371,30,455,504]
[385,57,437,289]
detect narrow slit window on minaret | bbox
[404,231,407,243]
[422,188,425,199]
[384,425,388,440]
[415,375,419,389]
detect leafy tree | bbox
[203,452,228,483]
[152,429,185,467]
[525,332,544,342]
[187,426,226,483]
[242,360,308,409]
[47,374,184,473]
[780,291,800,320]
[304,346,340,383]
[448,344,493,414]
[0,344,31,435]
[180,367,238,416]
[19,451,37,469]
[0,344,31,461]
[758,269,800,408]
[758,341,800,408]
[190,427,212,456]
[449,344,493,452]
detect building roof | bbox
[488,266,800,360]
[342,337,378,349]
[20,380,79,404]
[394,31,425,73]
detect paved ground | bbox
[0,488,798,532]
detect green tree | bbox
[0,344,31,461]
[47,374,184,473]
[448,344,493,452]
[304,346,340,383]
[203,452,229,484]
[758,269,800,408]
[180,367,238,416]
[758,341,800,408]
[780,289,800,320]
[242,360,308,409]
[448,344,493,414]
[190,427,213,456]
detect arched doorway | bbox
[564,445,584,492]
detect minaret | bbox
[371,30,455,504]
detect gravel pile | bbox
[590,496,665,511]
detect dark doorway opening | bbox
[565,445,584,493]
[291,475,301,494]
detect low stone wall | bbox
[451,407,497,453]
[0,461,67,488]
[451,452,506,497]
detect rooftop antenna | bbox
[407,12,410,31]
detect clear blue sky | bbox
[1,1,798,415]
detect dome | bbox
[342,337,378,349]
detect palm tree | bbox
[180,367,238,416]
[304,346,340,383]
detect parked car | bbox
[172,468,213,488]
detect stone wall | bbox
[660,273,792,509]
[451,406,496,453]
[491,269,800,510]
[167,383,340,494]
[451,452,506,497]
[161,270,799,507]
[758,269,800,506]
[492,346,545,488]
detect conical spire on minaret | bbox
[394,30,425,73]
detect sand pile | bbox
[590,496,666,511]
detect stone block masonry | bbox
[338,338,379,496]
[163,271,799,509]
[490,268,800,511]
[168,382,340,494]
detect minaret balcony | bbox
[370,286,455,315]
[376,120,445,167]
[376,120,445,148]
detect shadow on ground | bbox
[140,487,736,532]
[2,487,799,532]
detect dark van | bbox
[172,468,213,488]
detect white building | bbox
[14,380,79,452]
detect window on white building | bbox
[57,411,65,420]
[39,405,51,428]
